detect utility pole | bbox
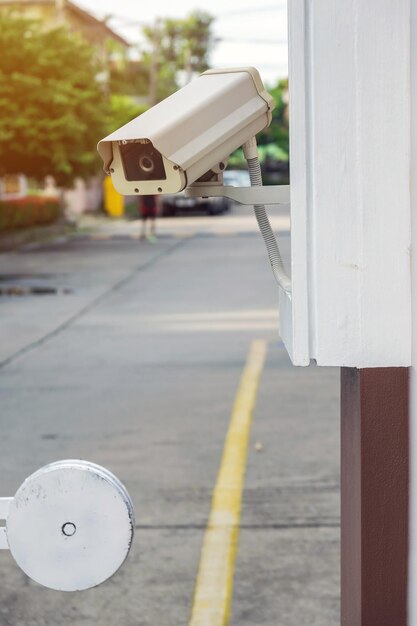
[184,46,193,84]
[149,18,160,106]
[55,0,65,24]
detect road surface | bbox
[0,205,339,625]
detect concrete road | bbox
[0,205,339,625]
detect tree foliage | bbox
[258,78,289,159]
[142,11,214,102]
[108,60,149,98]
[106,95,147,136]
[229,78,289,171]
[0,14,109,185]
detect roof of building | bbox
[0,0,130,47]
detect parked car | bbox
[160,169,252,217]
[223,169,251,188]
[161,190,229,217]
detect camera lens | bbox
[120,141,166,182]
[139,156,154,173]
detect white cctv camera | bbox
[97,67,275,196]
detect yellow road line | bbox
[189,339,268,626]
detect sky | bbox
[76,0,288,86]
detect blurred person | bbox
[138,194,158,242]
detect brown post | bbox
[341,367,409,626]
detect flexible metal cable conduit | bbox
[244,138,291,293]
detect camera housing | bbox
[97,67,275,196]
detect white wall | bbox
[63,177,103,218]
[284,0,412,367]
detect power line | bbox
[215,62,287,69]
[216,37,287,44]
[217,4,286,17]
[105,5,287,27]
[107,16,148,27]
[101,12,289,49]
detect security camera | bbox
[98,67,291,294]
[97,67,275,196]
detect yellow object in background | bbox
[103,176,124,217]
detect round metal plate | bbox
[7,460,135,591]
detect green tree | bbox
[258,78,289,160]
[0,13,109,185]
[108,60,149,97]
[106,95,147,135]
[228,78,289,171]
[142,11,214,103]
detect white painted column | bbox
[285,0,411,368]
[287,0,413,621]
[409,0,417,621]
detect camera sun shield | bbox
[97,67,274,196]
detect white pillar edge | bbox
[409,0,417,621]
[284,0,412,368]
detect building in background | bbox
[0,0,129,65]
[0,0,131,212]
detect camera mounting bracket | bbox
[185,184,290,206]
[0,498,11,549]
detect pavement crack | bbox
[135,522,340,530]
[0,237,190,370]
